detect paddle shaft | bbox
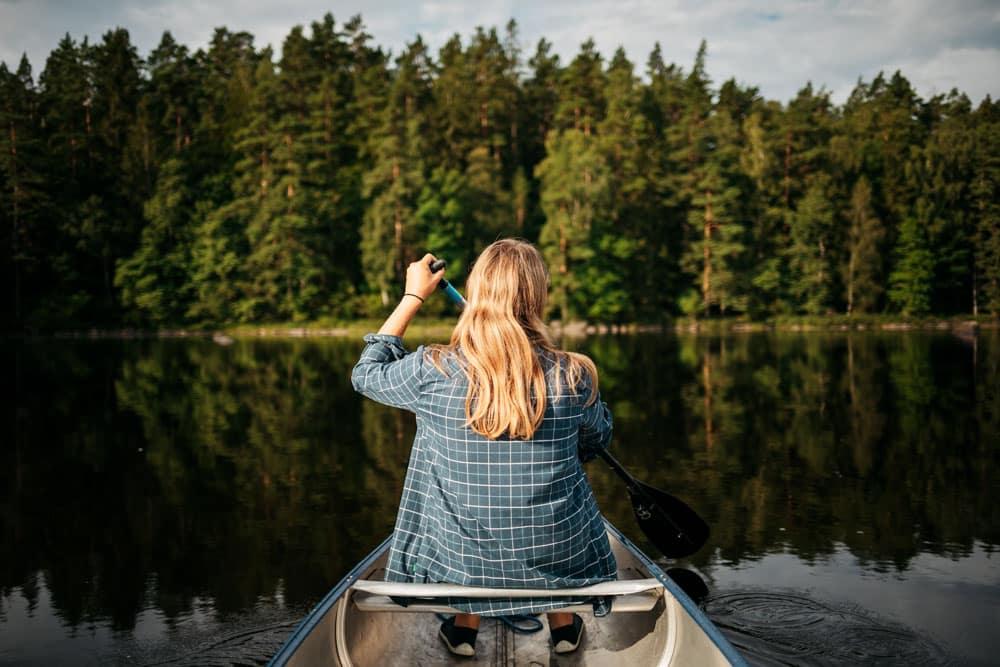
[425,256,708,557]
[429,259,466,308]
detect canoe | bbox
[270,520,747,666]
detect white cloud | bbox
[1,0,997,105]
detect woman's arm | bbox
[351,254,447,411]
[578,392,613,463]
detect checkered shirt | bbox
[352,333,617,616]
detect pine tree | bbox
[844,177,885,314]
[360,38,432,305]
[61,28,145,321]
[416,166,469,288]
[918,91,976,313]
[303,14,362,305]
[115,158,194,324]
[594,48,651,321]
[239,30,329,322]
[888,211,934,315]
[972,97,1000,314]
[0,56,49,328]
[536,128,609,321]
[554,39,605,136]
[787,176,835,314]
[520,38,561,239]
[188,46,275,323]
[670,69,749,314]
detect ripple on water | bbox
[704,590,954,667]
[98,613,302,667]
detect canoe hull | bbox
[270,521,746,666]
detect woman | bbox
[352,239,615,657]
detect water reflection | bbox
[1,331,998,665]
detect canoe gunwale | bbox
[268,535,392,666]
[603,522,749,667]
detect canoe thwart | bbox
[351,591,661,614]
[349,578,664,599]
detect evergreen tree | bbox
[416,166,469,289]
[360,38,432,304]
[595,48,652,320]
[888,211,935,315]
[86,29,146,318]
[536,128,609,321]
[918,92,976,313]
[787,176,835,314]
[520,38,561,239]
[0,57,49,328]
[554,38,605,136]
[115,158,194,324]
[844,177,885,314]
[304,14,362,305]
[972,97,1000,314]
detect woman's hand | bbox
[376,253,445,337]
[405,253,446,302]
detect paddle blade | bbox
[627,480,710,558]
[665,568,709,603]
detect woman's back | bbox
[351,239,616,635]
[353,337,615,606]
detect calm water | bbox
[2,331,998,666]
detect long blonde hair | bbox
[428,239,598,440]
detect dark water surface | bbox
[3,331,998,665]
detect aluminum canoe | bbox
[270,520,747,666]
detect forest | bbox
[1,14,999,330]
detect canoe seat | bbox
[349,578,663,614]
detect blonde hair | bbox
[428,239,598,440]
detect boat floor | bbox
[350,604,667,666]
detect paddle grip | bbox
[427,258,467,308]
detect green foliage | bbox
[787,176,836,314]
[843,177,885,314]
[536,129,610,320]
[888,214,935,315]
[0,19,995,331]
[115,158,195,325]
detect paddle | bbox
[599,452,709,559]
[427,258,710,559]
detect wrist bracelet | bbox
[403,293,425,303]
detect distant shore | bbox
[10,315,994,340]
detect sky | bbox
[1,0,998,105]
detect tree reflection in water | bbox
[1,330,997,664]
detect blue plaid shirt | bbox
[352,333,617,616]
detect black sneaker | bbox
[439,616,477,657]
[550,614,584,654]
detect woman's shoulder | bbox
[538,348,598,396]
[420,343,465,378]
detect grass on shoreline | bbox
[27,313,997,340]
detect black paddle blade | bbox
[627,480,709,558]
[665,568,709,603]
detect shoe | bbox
[439,616,477,657]
[550,614,584,654]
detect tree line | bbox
[1,15,999,330]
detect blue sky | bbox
[2,0,998,104]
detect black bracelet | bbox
[403,293,425,303]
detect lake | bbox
[2,330,998,665]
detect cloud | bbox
[1,0,997,105]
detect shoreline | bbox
[7,317,995,340]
